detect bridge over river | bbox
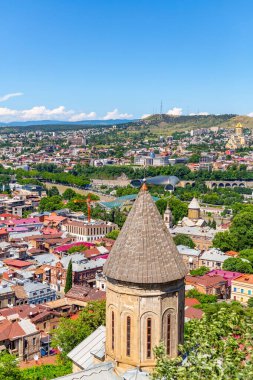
[179,180,253,189]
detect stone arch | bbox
[239,183,245,187]
[232,183,238,187]
[164,184,174,191]
[212,182,217,188]
[218,183,224,188]
[162,308,176,358]
[225,183,231,187]
[120,310,136,361]
[107,304,118,354]
[140,311,159,362]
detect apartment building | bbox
[231,274,253,304]
[64,219,117,242]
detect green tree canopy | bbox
[173,234,195,248]
[190,266,209,276]
[222,257,253,274]
[153,305,253,379]
[62,188,77,200]
[105,229,120,240]
[51,301,106,360]
[47,186,60,197]
[64,260,73,294]
[0,351,21,380]
[39,195,64,212]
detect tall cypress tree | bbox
[64,260,73,294]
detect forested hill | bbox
[127,114,253,134]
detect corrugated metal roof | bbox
[18,319,37,335]
[68,326,105,370]
[54,362,118,379]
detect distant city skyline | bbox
[0,0,253,122]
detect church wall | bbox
[105,279,185,372]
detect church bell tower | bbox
[103,183,187,373]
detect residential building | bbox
[0,317,40,361]
[177,245,201,272]
[207,269,242,298]
[170,225,216,250]
[199,248,230,270]
[231,274,253,304]
[185,274,228,298]
[0,284,16,308]
[14,281,56,305]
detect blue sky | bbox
[0,0,253,121]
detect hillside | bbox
[127,114,253,135]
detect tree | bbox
[67,245,87,254]
[105,229,120,240]
[39,195,64,212]
[0,351,21,380]
[188,153,201,163]
[222,257,253,273]
[64,260,73,294]
[51,300,106,360]
[153,305,253,379]
[62,188,77,200]
[247,297,253,307]
[173,234,195,248]
[190,266,209,276]
[186,288,217,304]
[21,363,71,380]
[47,186,60,197]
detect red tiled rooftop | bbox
[186,274,226,287]
[4,259,34,268]
[185,298,200,307]
[185,306,204,320]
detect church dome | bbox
[103,185,187,284]
[188,197,200,210]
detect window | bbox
[126,316,131,356]
[248,290,252,295]
[166,314,171,355]
[147,318,152,359]
[32,337,36,345]
[241,289,244,294]
[111,311,115,350]
[233,287,237,292]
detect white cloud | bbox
[141,114,152,119]
[102,108,133,120]
[167,107,183,116]
[189,112,209,116]
[68,112,97,122]
[247,112,253,117]
[0,105,134,123]
[0,105,97,122]
[0,92,23,102]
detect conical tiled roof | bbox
[188,197,200,210]
[103,186,187,284]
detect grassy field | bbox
[127,114,253,136]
